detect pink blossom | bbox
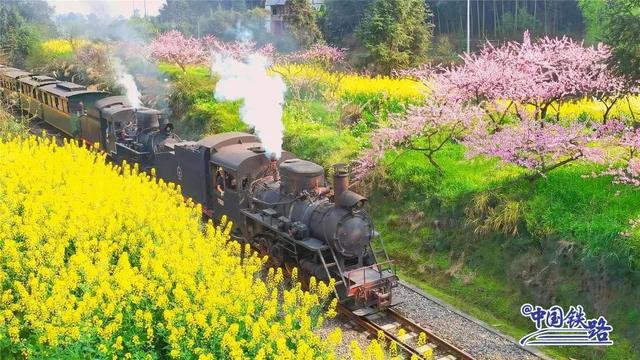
[202,35,275,61]
[464,119,604,177]
[354,83,484,179]
[146,30,206,71]
[402,32,628,121]
[278,45,347,67]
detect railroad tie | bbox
[416,343,437,353]
[398,331,417,343]
[436,355,457,360]
[365,313,383,321]
[380,322,400,331]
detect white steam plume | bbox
[112,57,142,108]
[213,53,286,159]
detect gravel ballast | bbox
[394,282,548,360]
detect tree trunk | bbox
[515,0,518,33]
[627,97,637,120]
[544,0,548,33]
[425,152,444,173]
[476,0,481,39]
[602,98,618,123]
[493,0,498,38]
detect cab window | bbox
[225,171,237,192]
[213,165,225,195]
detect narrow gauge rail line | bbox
[338,305,475,360]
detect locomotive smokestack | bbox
[333,163,349,200]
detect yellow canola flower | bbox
[271,64,426,103]
[41,38,90,58]
[0,135,340,359]
[511,95,640,121]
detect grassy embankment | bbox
[371,144,640,360]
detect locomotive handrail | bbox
[345,260,395,289]
[250,196,297,207]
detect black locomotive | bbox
[0,65,398,313]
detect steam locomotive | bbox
[0,65,398,313]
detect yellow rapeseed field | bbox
[545,96,640,120]
[0,135,348,359]
[271,64,426,103]
[41,39,90,58]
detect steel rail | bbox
[338,304,475,360]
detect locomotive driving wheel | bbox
[255,236,272,258]
[255,235,284,268]
[270,244,285,267]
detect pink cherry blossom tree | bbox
[354,81,484,179]
[279,44,347,69]
[202,35,276,61]
[356,32,630,182]
[147,30,206,72]
[404,32,629,124]
[464,117,606,179]
[591,120,640,186]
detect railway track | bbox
[338,305,475,360]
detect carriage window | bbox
[242,177,249,191]
[68,101,83,114]
[54,97,59,109]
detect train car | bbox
[17,75,58,118]
[0,67,32,105]
[37,82,108,137]
[86,96,179,166]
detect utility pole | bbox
[467,0,471,53]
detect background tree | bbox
[602,0,640,80]
[284,0,323,49]
[356,0,434,74]
[0,0,54,67]
[578,0,607,43]
[320,0,372,47]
